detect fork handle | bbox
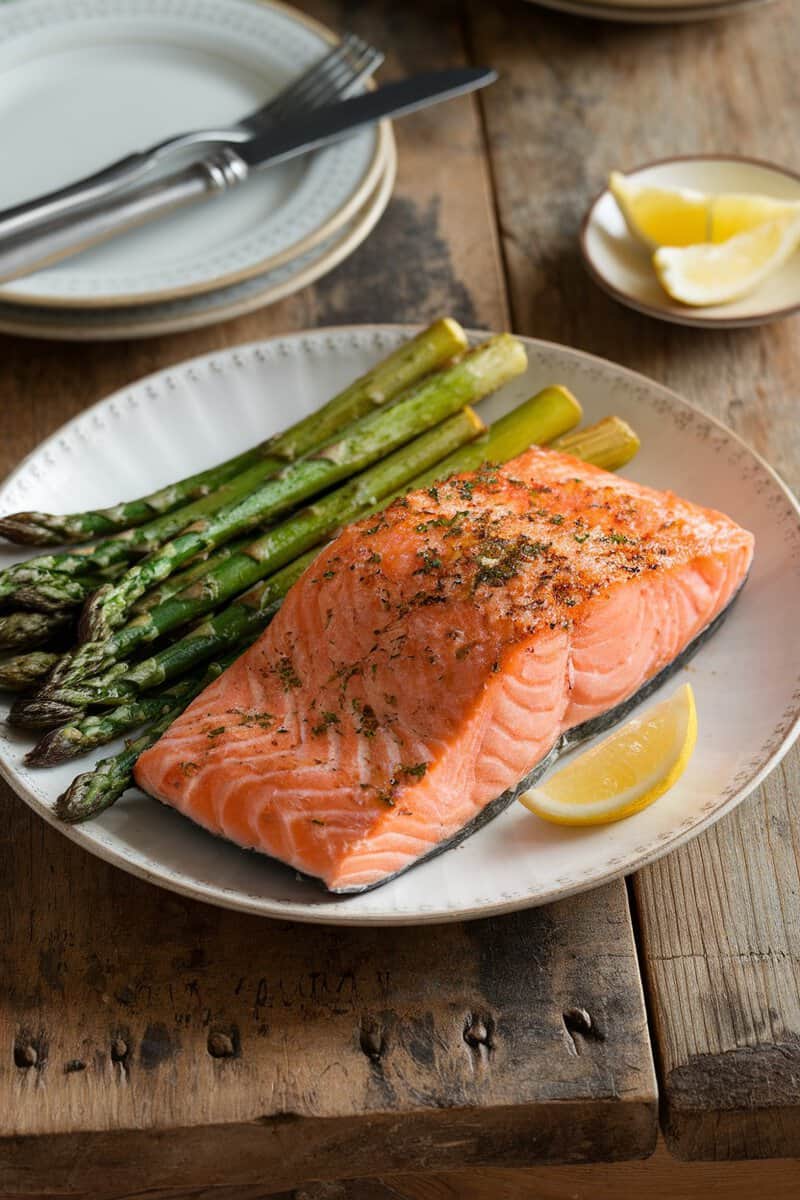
[0,150,250,285]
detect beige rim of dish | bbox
[0,0,389,310]
[0,133,397,341]
[526,0,775,19]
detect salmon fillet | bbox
[135,447,754,893]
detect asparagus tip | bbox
[0,514,62,546]
[77,588,111,642]
[26,726,78,768]
[7,695,84,731]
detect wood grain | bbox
[3,1139,800,1199]
[467,0,800,1161]
[0,1,655,1194]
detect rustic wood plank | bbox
[0,1,655,1193]
[466,0,800,1160]
[4,1139,800,1200]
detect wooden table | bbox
[2,1,800,1196]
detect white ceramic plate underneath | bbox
[0,138,396,340]
[0,0,386,307]
[2,327,799,925]
[528,0,775,21]
[581,156,800,328]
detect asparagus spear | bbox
[1,319,468,547]
[78,336,527,642]
[0,651,60,690]
[55,651,245,823]
[0,609,72,651]
[9,571,108,613]
[30,672,208,766]
[0,321,469,598]
[131,534,258,614]
[21,389,587,731]
[551,416,640,470]
[17,407,491,730]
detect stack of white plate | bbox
[0,0,396,340]
[528,0,775,22]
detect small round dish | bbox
[580,155,800,329]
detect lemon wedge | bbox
[711,193,800,243]
[609,171,709,249]
[609,171,800,250]
[519,683,697,826]
[653,215,800,306]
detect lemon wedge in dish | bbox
[610,171,800,250]
[653,215,800,306]
[609,172,709,249]
[519,683,697,827]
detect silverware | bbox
[0,33,383,245]
[0,68,497,285]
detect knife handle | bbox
[0,149,249,286]
[0,152,158,241]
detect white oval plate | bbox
[0,0,385,307]
[528,0,774,21]
[0,138,396,340]
[581,156,800,328]
[2,327,799,925]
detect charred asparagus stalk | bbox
[54,650,245,823]
[78,336,527,643]
[0,651,61,691]
[0,609,72,651]
[1,319,468,546]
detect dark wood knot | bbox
[64,1059,86,1073]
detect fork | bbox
[0,33,383,243]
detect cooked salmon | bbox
[134,447,754,892]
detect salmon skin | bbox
[135,447,754,894]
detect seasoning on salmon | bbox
[134,446,754,893]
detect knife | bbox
[0,68,497,286]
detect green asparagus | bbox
[78,336,526,642]
[0,609,72,651]
[0,651,61,690]
[54,650,245,823]
[1,319,468,547]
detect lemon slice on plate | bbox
[519,683,697,827]
[654,215,800,306]
[609,171,800,250]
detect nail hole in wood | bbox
[208,1030,238,1059]
[14,1043,37,1069]
[563,1006,604,1047]
[464,1013,495,1051]
[359,1021,384,1060]
[563,1007,593,1036]
[111,1037,129,1063]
